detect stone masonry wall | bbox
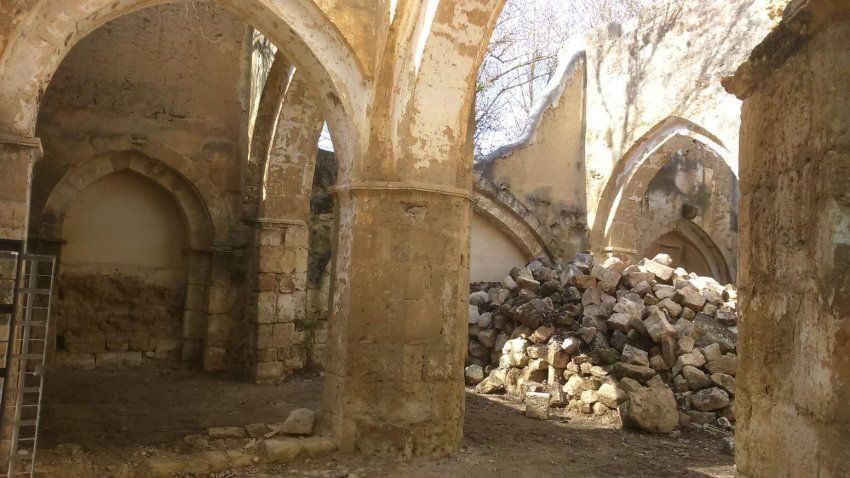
[728,3,850,476]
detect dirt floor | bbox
[36,366,734,478]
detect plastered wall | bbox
[57,172,189,367]
[470,212,529,282]
[31,3,253,371]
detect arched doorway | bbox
[55,171,189,366]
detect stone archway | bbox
[592,117,737,264]
[641,220,733,284]
[37,150,219,365]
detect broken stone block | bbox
[618,384,679,433]
[591,263,622,286]
[464,364,485,385]
[654,284,676,300]
[715,305,737,326]
[475,374,505,394]
[644,309,677,343]
[577,326,597,343]
[620,344,649,367]
[591,347,619,365]
[525,392,551,419]
[563,375,586,397]
[502,276,517,290]
[527,358,548,371]
[691,387,730,412]
[625,271,656,289]
[281,408,316,436]
[580,389,599,405]
[263,437,303,463]
[516,276,541,292]
[582,287,602,306]
[476,312,493,329]
[673,375,689,393]
[529,324,554,343]
[561,336,581,354]
[245,423,272,438]
[469,291,490,306]
[489,288,510,306]
[710,373,736,395]
[681,365,710,390]
[646,375,666,388]
[597,382,627,408]
[673,350,707,376]
[477,329,498,348]
[677,336,695,355]
[693,314,737,352]
[546,344,570,368]
[527,344,548,359]
[638,259,675,283]
[649,355,669,371]
[676,285,706,311]
[612,362,656,383]
[705,354,737,376]
[468,304,480,325]
[701,343,722,362]
[658,298,683,318]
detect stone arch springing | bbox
[38,150,220,365]
[593,116,736,261]
[0,0,367,176]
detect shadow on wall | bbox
[592,0,760,158]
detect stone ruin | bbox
[465,253,738,442]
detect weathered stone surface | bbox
[464,364,485,385]
[620,344,649,367]
[475,374,505,394]
[525,392,550,419]
[681,366,710,390]
[281,408,316,436]
[710,373,735,395]
[705,355,737,376]
[644,310,676,343]
[612,362,656,383]
[263,438,303,463]
[597,382,627,408]
[469,291,490,306]
[618,385,679,433]
[637,259,675,282]
[691,387,730,412]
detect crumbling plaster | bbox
[476,0,780,273]
[0,0,509,457]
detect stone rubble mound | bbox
[466,253,738,434]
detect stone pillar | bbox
[723,2,850,476]
[0,135,41,242]
[0,135,40,465]
[251,219,309,381]
[322,183,471,455]
[181,249,211,363]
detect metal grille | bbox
[0,254,55,478]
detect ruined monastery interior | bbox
[0,0,846,477]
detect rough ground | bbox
[38,367,733,477]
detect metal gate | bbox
[0,253,56,478]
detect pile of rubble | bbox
[466,253,738,434]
